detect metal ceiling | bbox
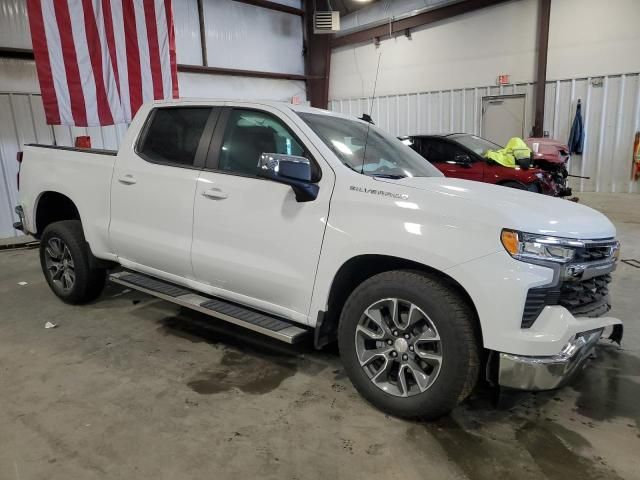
[330,0,380,16]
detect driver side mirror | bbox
[257,153,319,202]
[455,154,472,166]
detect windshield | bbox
[298,112,441,178]
[451,134,502,156]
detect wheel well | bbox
[315,254,483,349]
[497,179,539,192]
[35,192,80,237]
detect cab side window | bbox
[138,107,211,166]
[218,109,306,176]
[424,140,464,163]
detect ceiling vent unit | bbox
[314,11,340,34]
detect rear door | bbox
[421,139,484,181]
[109,106,219,278]
[190,106,334,321]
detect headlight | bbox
[534,172,545,179]
[501,229,578,263]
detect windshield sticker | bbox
[350,186,409,200]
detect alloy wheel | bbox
[44,237,76,293]
[354,298,442,397]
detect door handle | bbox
[118,174,137,185]
[201,188,228,200]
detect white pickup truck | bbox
[15,99,623,419]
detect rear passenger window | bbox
[139,107,211,166]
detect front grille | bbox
[521,273,612,328]
[573,244,615,262]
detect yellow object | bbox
[500,229,520,256]
[485,137,532,168]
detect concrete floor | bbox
[1,192,639,480]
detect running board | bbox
[109,271,309,344]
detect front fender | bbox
[309,175,504,324]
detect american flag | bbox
[27,0,179,126]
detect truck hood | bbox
[383,176,615,239]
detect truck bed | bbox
[19,143,118,259]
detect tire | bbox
[501,181,527,190]
[39,220,106,304]
[338,270,479,420]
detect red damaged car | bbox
[400,133,571,197]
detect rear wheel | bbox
[40,220,106,304]
[338,270,479,420]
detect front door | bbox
[191,107,334,321]
[109,106,218,278]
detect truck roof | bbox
[148,97,367,122]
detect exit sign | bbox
[497,74,510,85]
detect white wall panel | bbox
[202,0,304,75]
[173,0,203,65]
[331,0,640,101]
[330,0,538,100]
[0,0,31,49]
[548,0,640,81]
[0,58,39,93]
[178,71,305,101]
[330,73,640,195]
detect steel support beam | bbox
[533,0,551,137]
[331,0,514,48]
[303,0,331,108]
[177,64,308,81]
[232,0,304,16]
[0,49,306,82]
[0,47,35,60]
[196,0,208,66]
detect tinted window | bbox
[423,140,464,163]
[139,107,211,166]
[219,109,306,176]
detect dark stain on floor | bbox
[156,309,331,395]
[408,415,622,480]
[412,417,538,480]
[405,347,638,480]
[515,420,621,480]
[571,347,640,427]
[187,349,298,395]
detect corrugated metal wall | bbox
[0,0,31,49]
[0,91,129,238]
[329,73,640,194]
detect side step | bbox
[109,271,309,344]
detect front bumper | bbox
[497,326,621,390]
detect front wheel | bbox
[338,270,479,420]
[40,220,106,304]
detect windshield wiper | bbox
[371,173,406,179]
